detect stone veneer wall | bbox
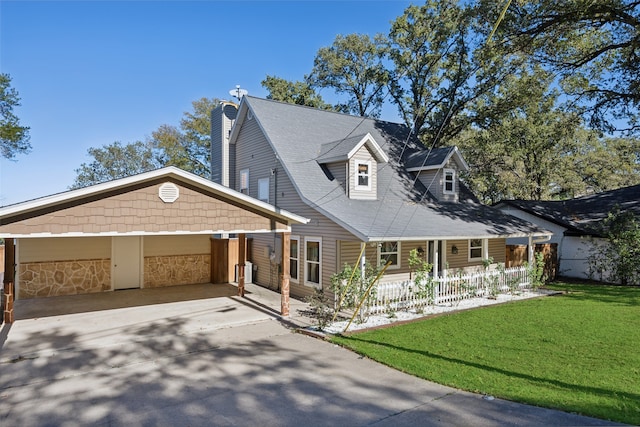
[18,259,111,299]
[144,254,211,288]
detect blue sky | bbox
[0,0,412,206]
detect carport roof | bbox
[0,166,309,237]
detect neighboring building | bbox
[496,184,640,281]
[212,96,550,300]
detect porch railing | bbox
[368,266,531,315]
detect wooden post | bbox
[3,239,15,324]
[280,232,290,317]
[237,233,246,297]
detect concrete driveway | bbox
[0,284,621,426]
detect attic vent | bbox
[159,182,179,203]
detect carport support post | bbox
[238,233,246,297]
[280,232,290,317]
[3,238,15,324]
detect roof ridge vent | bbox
[159,182,180,203]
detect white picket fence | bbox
[368,266,531,315]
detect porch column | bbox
[440,239,447,278]
[3,239,15,324]
[528,235,534,264]
[280,231,290,317]
[237,233,246,297]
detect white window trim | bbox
[468,238,485,262]
[290,235,300,283]
[443,168,455,195]
[304,236,322,288]
[239,169,249,194]
[258,177,269,202]
[354,160,372,190]
[378,241,401,270]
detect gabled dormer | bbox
[316,133,389,200]
[404,146,469,203]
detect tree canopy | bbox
[261,75,333,110]
[72,97,218,188]
[71,141,160,189]
[488,0,640,134]
[0,73,31,159]
[308,33,388,117]
[151,97,217,177]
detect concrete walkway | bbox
[0,284,622,426]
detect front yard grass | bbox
[331,282,640,425]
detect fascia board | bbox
[347,133,389,163]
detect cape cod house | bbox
[212,96,550,300]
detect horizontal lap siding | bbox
[489,238,506,263]
[340,240,430,275]
[236,118,360,300]
[446,238,506,270]
[348,146,377,200]
[326,162,346,192]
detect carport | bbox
[0,167,308,323]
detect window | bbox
[305,237,322,287]
[239,169,249,194]
[290,236,299,282]
[469,239,483,260]
[443,168,455,194]
[355,161,371,189]
[258,177,269,202]
[379,241,400,269]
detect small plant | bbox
[526,251,546,291]
[498,263,520,295]
[331,262,380,324]
[386,304,397,319]
[408,248,435,307]
[481,257,500,299]
[305,287,335,331]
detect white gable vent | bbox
[159,182,180,203]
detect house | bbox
[496,184,640,282]
[0,167,308,323]
[211,96,550,300]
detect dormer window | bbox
[356,161,371,190]
[443,168,455,194]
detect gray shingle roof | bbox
[244,96,548,241]
[498,184,640,237]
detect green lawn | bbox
[331,282,640,425]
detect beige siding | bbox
[339,240,432,276]
[348,145,377,200]
[144,235,211,256]
[489,238,506,263]
[18,237,110,263]
[445,238,506,270]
